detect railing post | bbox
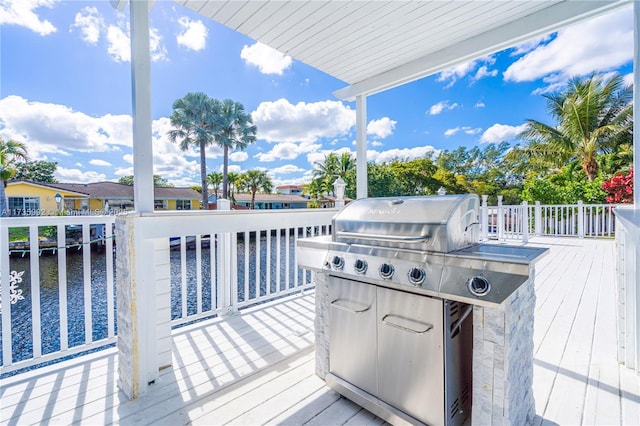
[534,201,542,236]
[481,195,488,241]
[217,199,238,315]
[577,200,585,238]
[497,196,504,240]
[522,201,529,243]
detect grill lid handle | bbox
[335,231,430,244]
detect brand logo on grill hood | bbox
[367,207,402,215]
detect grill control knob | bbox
[354,259,368,274]
[331,255,345,270]
[379,263,394,280]
[407,267,426,285]
[467,276,491,296]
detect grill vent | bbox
[449,301,460,318]
[450,397,460,418]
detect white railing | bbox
[481,197,620,241]
[1,215,117,373]
[0,208,335,374]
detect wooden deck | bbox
[1,237,638,425]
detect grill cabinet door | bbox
[328,276,377,396]
[377,287,445,426]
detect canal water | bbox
[1,233,305,367]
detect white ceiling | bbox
[177,1,630,100]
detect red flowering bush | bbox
[602,168,634,203]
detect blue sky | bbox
[0,1,634,188]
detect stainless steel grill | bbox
[297,194,547,426]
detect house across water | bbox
[5,180,201,216]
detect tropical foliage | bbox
[602,168,633,204]
[167,93,257,208]
[215,100,257,199]
[167,92,218,209]
[238,170,273,209]
[517,74,632,181]
[14,161,57,183]
[118,174,174,187]
[207,172,223,198]
[1,137,29,216]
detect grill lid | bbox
[332,194,480,253]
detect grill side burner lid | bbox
[332,194,479,253]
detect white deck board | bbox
[1,237,638,426]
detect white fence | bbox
[0,208,335,374]
[480,196,620,241]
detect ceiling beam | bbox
[334,0,630,101]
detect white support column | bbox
[130,0,154,213]
[116,215,161,399]
[355,95,368,199]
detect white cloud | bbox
[367,146,439,164]
[55,167,106,183]
[72,6,102,45]
[106,24,130,62]
[149,28,168,62]
[0,0,57,36]
[428,100,459,116]
[106,23,167,63]
[0,96,204,184]
[437,56,495,88]
[480,123,528,143]
[176,17,207,51]
[371,141,383,147]
[252,98,355,144]
[509,35,552,56]
[473,66,497,81]
[367,117,396,139]
[474,101,485,108]
[229,151,248,162]
[240,42,292,75]
[89,159,111,167]
[444,126,482,137]
[255,141,321,162]
[270,164,306,175]
[504,7,633,85]
[0,95,132,157]
[624,73,633,87]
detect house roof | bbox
[177,0,628,100]
[10,181,202,200]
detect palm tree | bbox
[227,171,239,203]
[212,99,257,199]
[0,137,29,216]
[303,178,326,208]
[207,171,223,198]
[239,170,273,209]
[313,152,355,195]
[519,74,633,181]
[167,92,219,209]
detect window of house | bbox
[7,197,40,216]
[154,200,168,210]
[176,199,191,210]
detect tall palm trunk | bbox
[222,145,229,199]
[0,180,8,217]
[200,140,208,209]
